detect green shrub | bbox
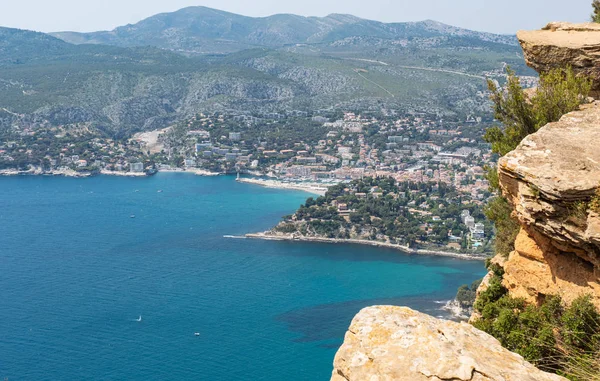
[485,66,591,157]
[275,223,299,234]
[589,187,600,214]
[474,274,508,313]
[473,292,600,379]
[593,0,600,23]
[567,201,590,226]
[455,279,482,308]
[484,197,520,258]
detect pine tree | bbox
[593,0,600,22]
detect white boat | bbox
[136,315,142,322]
[194,332,200,336]
[130,215,136,219]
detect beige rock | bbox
[497,103,600,308]
[503,227,600,309]
[331,306,566,381]
[499,103,600,266]
[517,22,600,96]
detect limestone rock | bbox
[517,22,600,96]
[331,306,566,381]
[498,103,600,308]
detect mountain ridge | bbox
[0,8,527,136]
[49,6,517,54]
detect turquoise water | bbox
[0,174,486,380]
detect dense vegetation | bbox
[473,266,600,380]
[274,177,490,251]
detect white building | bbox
[130,162,144,172]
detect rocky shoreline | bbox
[245,232,487,261]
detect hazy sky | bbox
[0,0,592,34]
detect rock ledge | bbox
[331,306,565,381]
[517,22,600,96]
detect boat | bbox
[194,332,200,336]
[130,215,136,218]
[157,190,163,193]
[136,315,142,322]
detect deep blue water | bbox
[0,174,486,380]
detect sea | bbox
[0,173,486,380]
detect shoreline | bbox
[244,232,487,261]
[236,177,331,196]
[157,168,221,176]
[0,168,221,178]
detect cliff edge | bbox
[518,22,600,96]
[331,306,565,381]
[497,103,600,308]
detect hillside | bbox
[0,8,530,136]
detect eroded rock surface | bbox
[498,103,600,308]
[517,22,600,96]
[331,306,566,381]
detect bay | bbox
[0,173,486,380]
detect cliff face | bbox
[518,22,600,96]
[331,306,565,381]
[497,103,600,308]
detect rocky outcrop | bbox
[517,22,600,96]
[331,306,566,381]
[497,102,600,308]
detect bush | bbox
[484,197,520,258]
[473,290,600,379]
[485,66,591,156]
[589,187,600,214]
[593,0,600,23]
[456,279,482,308]
[275,223,299,234]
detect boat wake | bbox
[223,235,246,239]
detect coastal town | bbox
[1,108,494,193]
[0,107,494,253]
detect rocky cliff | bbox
[487,23,600,309]
[496,103,600,308]
[518,22,600,96]
[331,306,566,381]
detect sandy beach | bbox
[245,232,487,261]
[158,168,221,176]
[236,177,331,196]
[100,169,147,177]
